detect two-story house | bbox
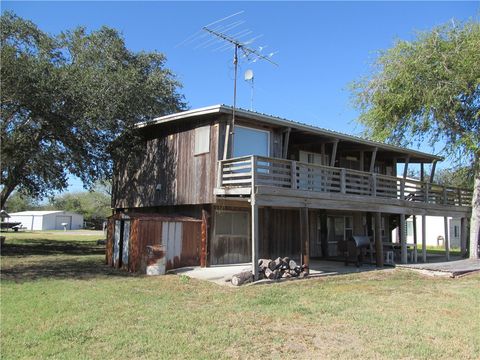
[109,105,472,278]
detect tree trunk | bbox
[0,183,17,210]
[469,163,480,259]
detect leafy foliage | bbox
[0,12,186,207]
[351,19,480,258]
[4,192,39,213]
[48,191,111,223]
[351,20,479,165]
[434,167,474,189]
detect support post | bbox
[422,215,427,263]
[282,128,291,159]
[374,212,384,267]
[201,209,209,267]
[223,123,231,160]
[444,216,450,261]
[429,160,437,183]
[412,215,418,263]
[403,156,410,179]
[460,217,467,258]
[251,198,259,281]
[299,207,310,268]
[400,214,407,264]
[321,143,326,165]
[330,140,339,167]
[369,147,378,173]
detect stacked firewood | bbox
[231,257,309,286]
[258,257,309,280]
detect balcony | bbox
[216,155,472,209]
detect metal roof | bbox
[9,210,78,216]
[136,104,443,162]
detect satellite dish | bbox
[244,69,254,81]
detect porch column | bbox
[444,216,450,261]
[461,217,468,258]
[374,212,384,267]
[412,215,418,263]
[300,207,310,268]
[400,214,407,264]
[201,209,209,267]
[422,215,427,262]
[251,198,259,280]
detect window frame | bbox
[233,125,271,158]
[194,125,211,156]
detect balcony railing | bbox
[217,155,473,207]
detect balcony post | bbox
[340,168,346,194]
[400,178,405,200]
[251,155,257,191]
[290,160,297,189]
[217,160,223,188]
[371,174,377,197]
[425,182,429,204]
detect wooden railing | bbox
[217,155,473,207]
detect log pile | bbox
[230,257,309,286]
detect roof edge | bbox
[136,104,443,162]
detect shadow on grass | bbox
[1,239,104,257]
[1,257,139,282]
[1,239,139,282]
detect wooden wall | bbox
[113,117,219,208]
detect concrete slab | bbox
[169,260,380,286]
[397,258,480,277]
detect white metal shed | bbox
[6,210,84,231]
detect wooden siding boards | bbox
[113,119,219,208]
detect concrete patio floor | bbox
[169,260,381,286]
[396,258,480,277]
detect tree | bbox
[0,12,186,208]
[4,192,39,213]
[351,20,480,259]
[49,191,111,224]
[435,166,474,190]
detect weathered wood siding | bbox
[113,119,219,208]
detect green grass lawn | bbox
[1,231,479,359]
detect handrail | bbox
[218,155,473,207]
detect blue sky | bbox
[3,1,479,192]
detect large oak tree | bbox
[1,12,186,207]
[351,20,480,258]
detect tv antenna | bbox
[179,11,278,159]
[244,69,254,111]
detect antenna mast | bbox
[202,21,278,159]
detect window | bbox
[233,126,270,157]
[194,126,210,155]
[406,221,414,237]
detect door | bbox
[121,220,131,269]
[211,211,250,265]
[55,216,72,230]
[162,222,182,269]
[113,220,122,267]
